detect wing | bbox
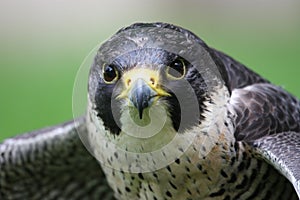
[0,117,115,200]
[212,49,269,91]
[252,131,300,197]
[230,83,300,142]
[229,83,300,197]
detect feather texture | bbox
[0,117,115,200]
[0,22,299,199]
[253,131,300,197]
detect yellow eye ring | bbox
[102,63,119,84]
[166,59,186,80]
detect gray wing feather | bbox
[230,83,300,198]
[252,131,300,197]
[230,83,300,142]
[0,117,115,200]
[213,49,269,90]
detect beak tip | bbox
[138,101,148,119]
[129,78,156,120]
[139,111,143,119]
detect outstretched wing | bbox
[0,117,115,200]
[230,83,300,142]
[212,48,300,196]
[229,83,300,197]
[253,131,300,197]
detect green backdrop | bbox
[1,1,299,141]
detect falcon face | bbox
[86,23,232,162]
[93,49,205,135]
[88,23,229,139]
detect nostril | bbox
[150,77,155,85]
[127,79,131,86]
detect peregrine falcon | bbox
[1,22,299,200]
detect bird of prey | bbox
[1,22,299,200]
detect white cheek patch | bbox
[85,83,234,174]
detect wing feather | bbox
[230,83,300,142]
[0,117,115,200]
[229,83,300,198]
[213,49,269,90]
[252,131,300,197]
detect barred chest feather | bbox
[86,87,297,200]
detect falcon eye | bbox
[166,59,186,80]
[103,64,118,83]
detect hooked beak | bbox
[117,68,170,119]
[129,78,157,119]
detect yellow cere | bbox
[117,68,170,99]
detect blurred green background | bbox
[0,0,299,141]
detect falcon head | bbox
[86,23,231,170]
[88,23,229,135]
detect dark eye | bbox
[166,59,186,79]
[103,64,118,83]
